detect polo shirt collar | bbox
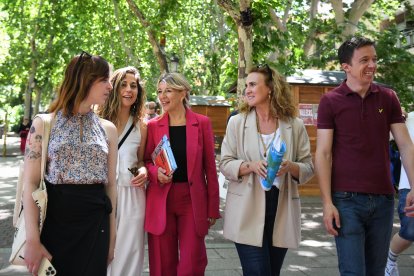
[339,79,380,96]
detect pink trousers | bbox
[148,183,207,276]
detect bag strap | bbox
[34,114,55,190]
[118,123,134,149]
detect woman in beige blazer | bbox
[220,65,314,276]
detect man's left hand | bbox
[404,189,414,217]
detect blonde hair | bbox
[239,65,296,121]
[98,66,146,127]
[157,73,191,108]
[49,53,110,116]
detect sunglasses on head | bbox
[74,50,92,77]
[256,64,273,80]
[345,37,362,48]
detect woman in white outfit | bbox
[99,66,147,276]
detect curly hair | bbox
[239,65,296,121]
[98,66,146,128]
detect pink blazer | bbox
[144,108,220,237]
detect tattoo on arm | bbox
[27,127,36,146]
[35,134,42,143]
[25,129,43,160]
[26,150,41,160]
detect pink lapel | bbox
[186,109,199,180]
[155,113,170,143]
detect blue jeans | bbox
[235,187,288,276]
[398,189,414,241]
[332,192,394,276]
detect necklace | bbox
[256,112,278,158]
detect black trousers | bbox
[235,186,288,276]
[41,181,112,276]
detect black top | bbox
[227,110,239,125]
[19,121,31,138]
[169,125,188,182]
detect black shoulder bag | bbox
[118,124,134,149]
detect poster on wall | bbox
[299,104,318,126]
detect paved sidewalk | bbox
[1,135,413,275]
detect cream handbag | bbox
[10,114,53,265]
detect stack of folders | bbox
[151,134,178,176]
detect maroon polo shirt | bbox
[317,81,404,195]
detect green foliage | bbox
[374,27,414,109]
[1,0,413,131]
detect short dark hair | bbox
[338,37,375,64]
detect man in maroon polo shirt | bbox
[315,36,414,275]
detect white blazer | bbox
[220,110,314,248]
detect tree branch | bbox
[348,0,375,25]
[126,0,168,72]
[240,0,251,11]
[113,0,136,64]
[343,0,375,37]
[282,0,293,27]
[268,7,286,32]
[303,0,320,56]
[330,0,344,26]
[216,0,240,23]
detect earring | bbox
[132,100,138,113]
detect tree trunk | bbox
[267,1,291,61]
[33,35,54,116]
[112,0,136,65]
[343,0,375,38]
[24,65,36,120]
[217,0,253,95]
[33,86,41,116]
[303,0,320,56]
[24,0,44,120]
[236,24,253,94]
[2,112,8,157]
[330,0,375,40]
[126,0,169,73]
[330,0,345,27]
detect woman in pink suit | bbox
[144,72,220,276]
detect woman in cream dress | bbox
[99,66,147,276]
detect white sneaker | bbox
[385,260,399,276]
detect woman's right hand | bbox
[131,166,148,188]
[24,240,52,276]
[157,167,172,185]
[251,160,268,179]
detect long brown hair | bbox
[49,52,110,116]
[98,66,146,128]
[239,65,296,121]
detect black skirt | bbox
[41,181,112,276]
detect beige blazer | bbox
[219,110,314,248]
